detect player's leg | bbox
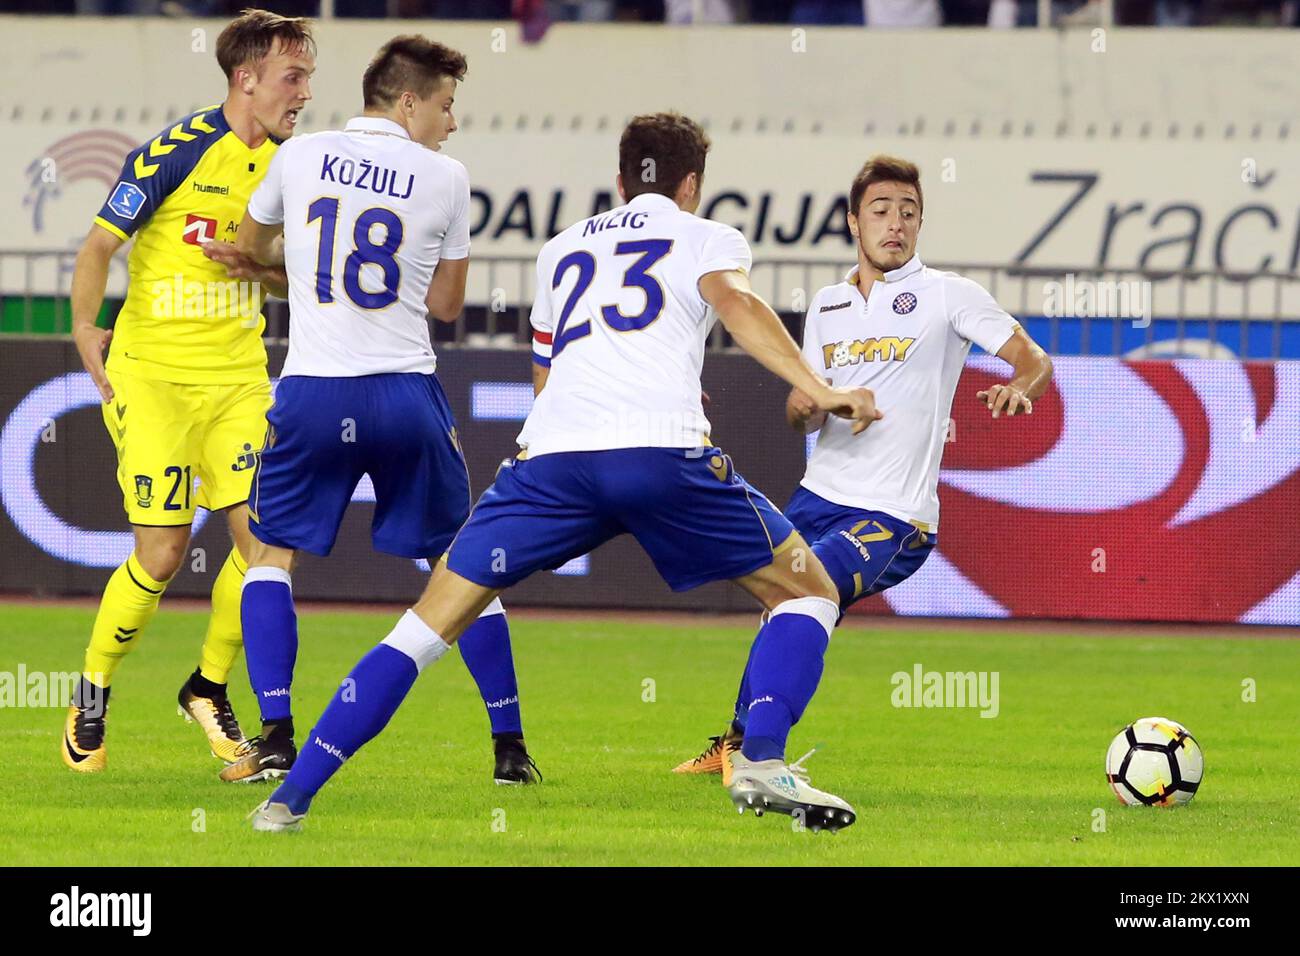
[727,489,937,735]
[611,447,853,829]
[366,373,535,784]
[251,452,617,829]
[65,523,190,772]
[174,379,273,763]
[253,564,502,830]
[219,537,299,783]
[63,372,196,772]
[726,544,852,820]
[222,377,362,782]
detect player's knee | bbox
[771,596,840,642]
[134,534,188,582]
[779,551,839,606]
[247,538,294,572]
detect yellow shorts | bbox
[102,370,272,526]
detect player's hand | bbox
[819,385,883,435]
[73,324,114,402]
[789,387,818,420]
[976,384,1032,418]
[200,239,261,281]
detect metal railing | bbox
[2,249,1299,358]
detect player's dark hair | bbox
[363,36,467,109]
[849,155,924,218]
[216,9,316,81]
[618,112,711,201]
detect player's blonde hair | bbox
[216,8,316,81]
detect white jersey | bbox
[520,192,751,457]
[800,255,1019,530]
[247,116,470,378]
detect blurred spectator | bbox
[665,0,738,22]
[1155,0,1196,24]
[864,0,942,24]
[549,0,616,20]
[749,0,795,21]
[1011,0,1088,24]
[940,0,994,22]
[76,0,160,11]
[790,0,865,22]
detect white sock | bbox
[381,609,451,674]
[771,596,840,641]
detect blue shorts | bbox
[250,373,470,559]
[447,447,795,592]
[783,486,936,611]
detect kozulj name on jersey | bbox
[247,116,470,379]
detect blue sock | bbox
[241,570,298,724]
[457,604,523,736]
[730,624,766,732]
[733,544,852,733]
[742,598,836,763]
[273,635,428,814]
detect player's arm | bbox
[428,160,473,324]
[947,275,1053,418]
[221,143,290,298]
[528,245,554,398]
[700,269,882,434]
[786,302,829,433]
[786,385,827,433]
[78,128,188,403]
[220,211,289,298]
[71,224,125,403]
[204,228,288,299]
[426,256,468,323]
[978,327,1053,418]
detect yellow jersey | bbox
[94,105,280,384]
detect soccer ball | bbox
[1105,717,1204,807]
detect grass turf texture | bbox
[1,602,1296,866]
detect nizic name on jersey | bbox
[823,336,916,368]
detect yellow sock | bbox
[83,553,168,687]
[198,548,247,685]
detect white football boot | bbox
[248,799,306,833]
[726,748,856,832]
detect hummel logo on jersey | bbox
[819,300,851,313]
[182,214,218,245]
[823,336,916,368]
[192,181,230,195]
[313,736,346,763]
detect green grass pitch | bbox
[1,601,1296,866]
